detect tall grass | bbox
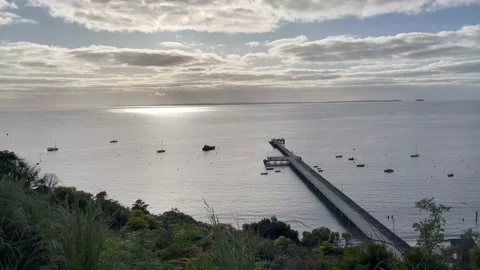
[0,175,112,270]
[45,198,111,270]
[0,177,50,269]
[204,200,260,270]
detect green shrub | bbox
[127,210,161,231]
[274,236,292,249]
[242,216,299,243]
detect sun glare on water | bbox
[110,106,214,116]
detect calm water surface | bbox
[1,100,479,243]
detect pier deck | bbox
[269,138,409,255]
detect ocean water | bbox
[1,100,479,243]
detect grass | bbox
[47,200,110,270]
[205,200,260,270]
[0,176,110,270]
[0,177,49,269]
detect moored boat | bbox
[202,145,215,151]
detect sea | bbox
[1,100,479,244]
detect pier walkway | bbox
[269,138,410,255]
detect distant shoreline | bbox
[112,99,403,108]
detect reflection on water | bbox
[110,106,214,116]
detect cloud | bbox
[260,0,480,22]
[159,42,189,49]
[245,41,261,47]
[27,0,278,33]
[25,0,480,33]
[0,0,16,9]
[241,52,272,62]
[265,36,308,47]
[2,25,480,101]
[268,25,480,63]
[70,46,225,67]
[0,0,37,26]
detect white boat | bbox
[410,145,419,158]
[157,140,166,153]
[110,133,118,144]
[47,143,59,152]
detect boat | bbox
[266,167,274,171]
[448,173,454,177]
[157,140,166,153]
[318,169,324,172]
[47,142,59,152]
[416,99,425,101]
[275,170,281,173]
[356,164,365,167]
[336,155,343,158]
[202,145,215,151]
[410,145,419,158]
[110,133,118,144]
[348,157,355,161]
[384,169,394,173]
[261,172,268,175]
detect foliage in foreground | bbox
[1,150,479,269]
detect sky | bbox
[1,0,480,108]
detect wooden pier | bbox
[269,138,409,255]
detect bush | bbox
[0,150,57,191]
[242,216,299,243]
[403,247,447,270]
[95,191,131,230]
[274,236,292,249]
[160,209,200,228]
[302,227,335,247]
[127,210,161,231]
[49,186,94,210]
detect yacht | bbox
[47,143,59,152]
[157,140,166,153]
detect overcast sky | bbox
[1,0,480,108]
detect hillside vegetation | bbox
[1,150,479,269]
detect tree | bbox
[358,242,400,270]
[403,247,448,270]
[301,227,333,247]
[242,216,299,243]
[461,228,480,243]
[95,191,131,230]
[274,236,292,249]
[469,246,480,269]
[329,231,340,245]
[127,210,160,231]
[95,191,107,200]
[49,186,94,210]
[0,150,57,192]
[412,197,450,254]
[341,232,352,247]
[455,229,480,265]
[132,199,150,214]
